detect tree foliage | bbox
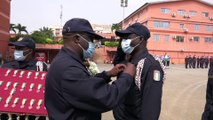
[30,30,56,44]
[10,24,16,34]
[104,41,119,47]
[15,23,28,34]
[39,27,54,39]
[10,24,63,44]
[10,23,28,35]
[111,23,120,32]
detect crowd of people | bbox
[153,54,171,67]
[185,55,213,69]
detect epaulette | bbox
[135,58,146,90]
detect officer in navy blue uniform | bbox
[113,23,165,120]
[2,37,47,71]
[44,18,136,120]
[202,58,213,120]
[1,37,47,120]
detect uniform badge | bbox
[153,70,161,81]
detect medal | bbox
[5,69,12,76]
[36,99,43,109]
[19,71,25,78]
[29,83,34,91]
[13,70,19,77]
[41,73,46,80]
[20,98,27,108]
[27,71,32,78]
[4,96,12,107]
[12,97,19,107]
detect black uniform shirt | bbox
[44,47,133,120]
[202,61,213,120]
[113,49,164,120]
[2,59,47,71]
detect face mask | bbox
[14,50,27,61]
[78,36,95,59]
[121,37,140,54]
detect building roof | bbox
[36,43,62,50]
[120,0,213,25]
[97,33,115,39]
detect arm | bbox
[140,66,164,120]
[61,66,133,113]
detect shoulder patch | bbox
[153,70,161,81]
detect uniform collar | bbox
[10,59,37,69]
[130,48,149,65]
[61,47,91,75]
[61,47,84,65]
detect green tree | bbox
[39,27,54,39]
[15,23,28,35]
[111,23,120,32]
[30,30,56,44]
[10,23,17,34]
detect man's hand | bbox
[123,63,136,77]
[106,64,126,77]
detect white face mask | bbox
[14,50,30,61]
[121,37,141,54]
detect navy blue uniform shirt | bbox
[202,60,213,120]
[44,47,133,120]
[2,59,47,71]
[113,49,164,120]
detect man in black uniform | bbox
[112,23,165,120]
[2,37,47,71]
[200,56,205,68]
[44,18,136,120]
[185,56,189,69]
[1,37,47,120]
[202,57,213,120]
[188,55,192,68]
[197,56,200,68]
[192,55,196,68]
[205,56,209,68]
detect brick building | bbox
[120,0,213,64]
[0,0,11,61]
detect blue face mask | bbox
[78,35,95,59]
[121,37,140,54]
[14,50,26,61]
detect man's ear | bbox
[73,34,81,44]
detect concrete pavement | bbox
[98,64,208,120]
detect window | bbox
[164,35,169,42]
[205,37,213,43]
[176,36,184,42]
[180,24,184,28]
[206,25,213,32]
[178,10,185,15]
[154,21,170,28]
[193,37,200,42]
[161,8,170,14]
[153,34,160,41]
[202,12,209,17]
[189,11,197,16]
[194,24,200,31]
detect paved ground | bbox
[98,64,208,120]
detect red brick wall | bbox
[0,0,10,60]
